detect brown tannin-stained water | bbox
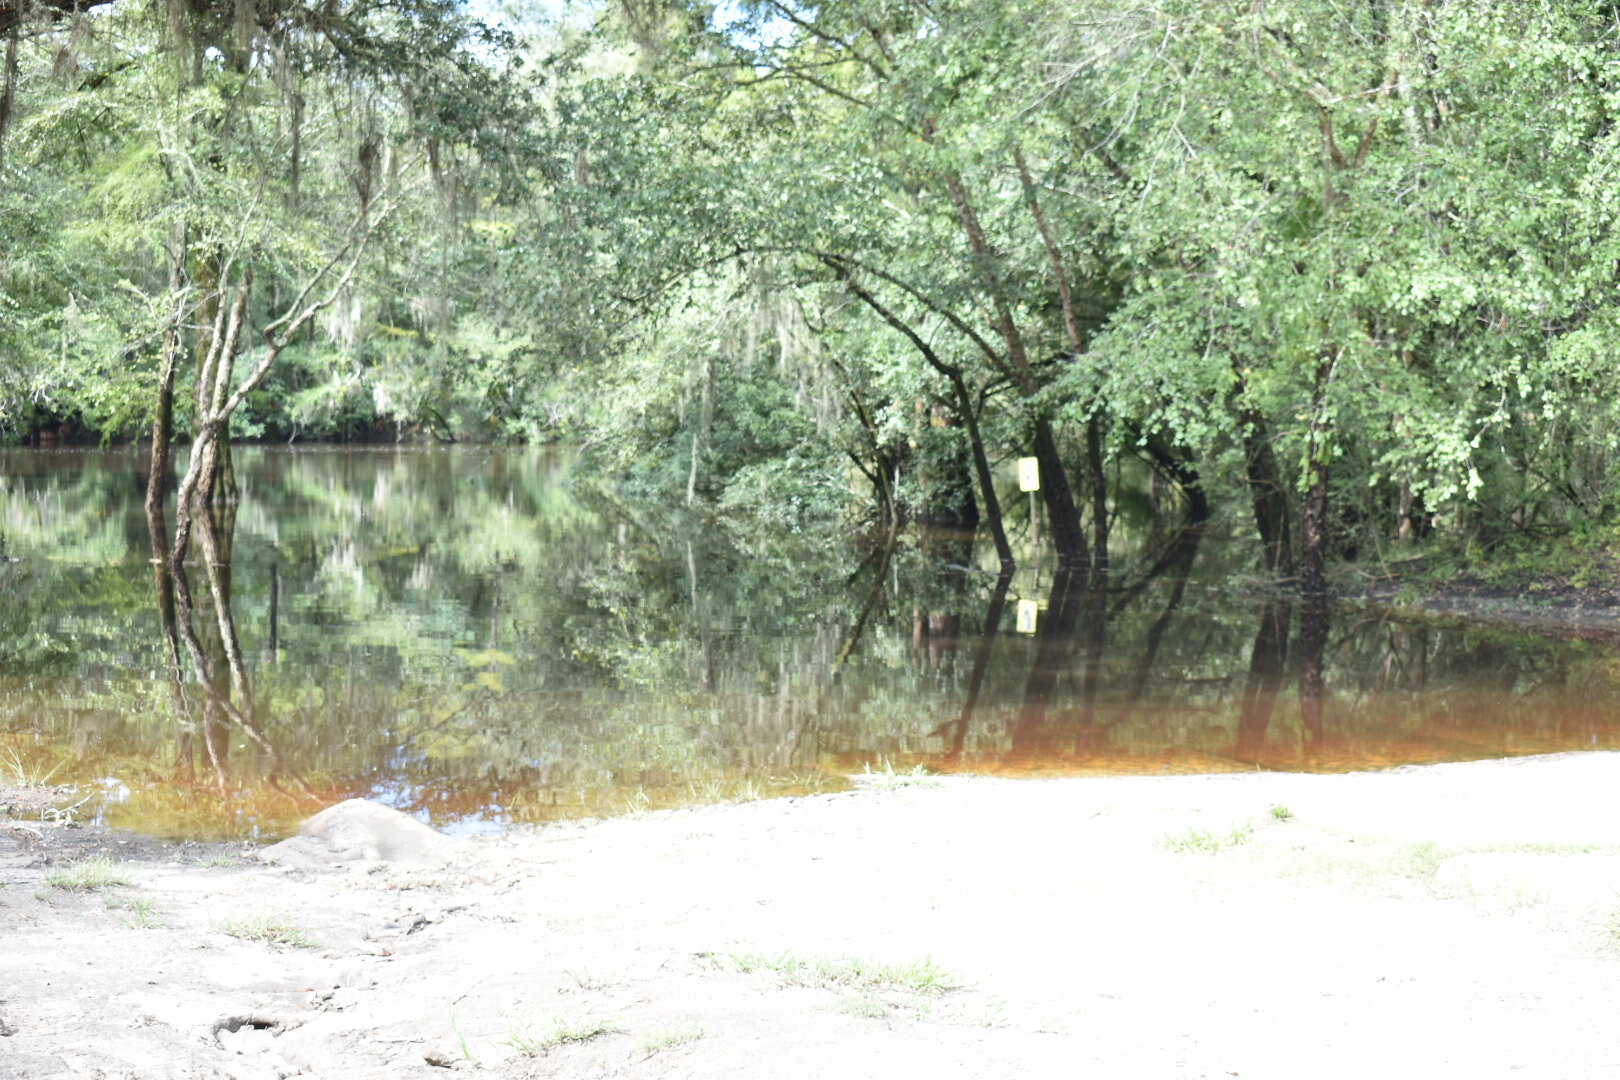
[2,446,1617,841]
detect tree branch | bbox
[0,0,115,35]
[818,252,1006,373]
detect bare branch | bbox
[822,256,959,378]
[819,253,1005,372]
[1015,147,1084,352]
[759,0,888,79]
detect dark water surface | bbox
[3,446,1617,841]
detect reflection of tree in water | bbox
[1009,568,1092,759]
[937,575,1009,767]
[15,448,1620,840]
[148,502,312,804]
[1296,595,1329,748]
[1004,523,1206,763]
[1233,599,1292,762]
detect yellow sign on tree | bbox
[1017,457,1040,492]
[1016,599,1039,634]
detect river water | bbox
[2,446,1615,840]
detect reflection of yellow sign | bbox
[1016,599,1039,634]
[1018,457,1040,492]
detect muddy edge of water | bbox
[1353,577,1620,643]
[0,784,247,866]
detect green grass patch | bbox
[222,914,317,948]
[1159,822,1255,854]
[506,1017,618,1056]
[730,950,953,994]
[638,1025,704,1052]
[562,967,611,992]
[45,856,133,891]
[107,895,165,928]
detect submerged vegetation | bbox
[4,1,1620,585]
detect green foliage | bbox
[12,0,1620,573]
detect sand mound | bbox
[258,799,463,871]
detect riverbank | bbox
[6,755,1620,1078]
[1347,535,1620,642]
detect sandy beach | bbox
[4,754,1620,1079]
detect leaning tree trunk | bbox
[942,169,1087,570]
[825,260,1015,575]
[145,240,186,519]
[950,375,1014,574]
[1028,418,1088,569]
[1016,147,1109,574]
[170,199,383,570]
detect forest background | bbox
[6,0,1620,591]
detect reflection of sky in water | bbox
[3,445,1620,842]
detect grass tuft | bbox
[1159,822,1255,854]
[730,950,954,994]
[638,1025,704,1052]
[222,914,317,948]
[1268,804,1294,822]
[45,855,133,891]
[1,744,67,788]
[860,758,942,790]
[506,1017,618,1056]
[108,895,166,928]
[562,967,610,992]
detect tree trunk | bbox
[1016,148,1108,574]
[146,258,185,519]
[1299,352,1337,599]
[1030,418,1088,569]
[949,375,1013,575]
[1135,427,1210,523]
[1299,454,1330,598]
[824,261,1014,574]
[1086,418,1108,573]
[942,170,1087,569]
[0,6,18,169]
